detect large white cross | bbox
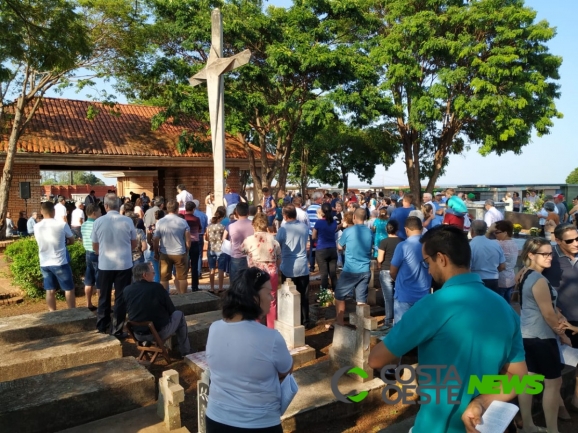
[189,8,251,208]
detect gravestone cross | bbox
[189,8,251,207]
[157,369,185,430]
[330,304,377,382]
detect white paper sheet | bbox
[559,343,578,367]
[475,400,518,433]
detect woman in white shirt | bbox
[206,268,293,432]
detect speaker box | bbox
[19,182,31,200]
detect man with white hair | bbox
[26,212,38,236]
[422,193,433,206]
[92,193,137,338]
[306,191,324,272]
[70,201,85,239]
[483,199,503,228]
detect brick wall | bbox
[162,167,242,212]
[117,177,155,199]
[42,185,115,200]
[5,163,42,217]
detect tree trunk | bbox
[403,134,422,208]
[0,96,26,240]
[300,146,309,198]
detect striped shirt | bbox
[307,204,321,236]
[81,218,95,252]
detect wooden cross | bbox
[189,8,251,207]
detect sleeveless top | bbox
[520,270,557,340]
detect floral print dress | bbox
[241,231,281,328]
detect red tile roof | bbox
[0,97,262,159]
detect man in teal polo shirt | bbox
[369,225,526,433]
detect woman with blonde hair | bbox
[241,213,281,328]
[516,237,569,433]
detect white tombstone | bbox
[275,279,305,349]
[197,369,211,433]
[329,304,377,382]
[157,369,185,430]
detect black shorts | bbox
[565,320,578,348]
[523,338,562,379]
[206,416,282,433]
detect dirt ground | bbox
[2,253,577,432]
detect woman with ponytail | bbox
[312,202,338,291]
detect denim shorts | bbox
[41,264,75,291]
[84,251,99,286]
[334,271,371,303]
[207,251,228,271]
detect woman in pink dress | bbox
[241,213,281,328]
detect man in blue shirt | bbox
[333,208,373,326]
[277,204,311,327]
[469,220,506,293]
[390,216,431,322]
[389,194,415,239]
[369,225,527,433]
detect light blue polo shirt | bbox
[339,224,373,273]
[276,220,309,278]
[384,273,525,433]
[470,236,506,280]
[390,235,431,302]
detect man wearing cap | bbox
[554,194,568,223]
[483,199,503,228]
[536,195,558,236]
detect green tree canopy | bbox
[566,168,578,185]
[335,0,562,205]
[307,120,399,194]
[111,0,373,204]
[0,0,145,239]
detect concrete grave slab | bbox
[281,360,386,431]
[171,291,220,316]
[0,308,95,344]
[57,405,191,433]
[0,331,122,382]
[0,357,155,433]
[176,310,223,352]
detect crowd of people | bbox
[11,183,578,432]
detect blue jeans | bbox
[334,271,371,303]
[379,270,394,325]
[145,249,160,283]
[85,251,99,286]
[309,235,316,270]
[41,264,74,291]
[393,299,415,324]
[502,286,514,304]
[229,257,248,283]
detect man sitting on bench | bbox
[124,262,192,357]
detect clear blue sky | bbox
[52,0,577,187]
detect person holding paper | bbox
[205,268,293,432]
[368,225,526,433]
